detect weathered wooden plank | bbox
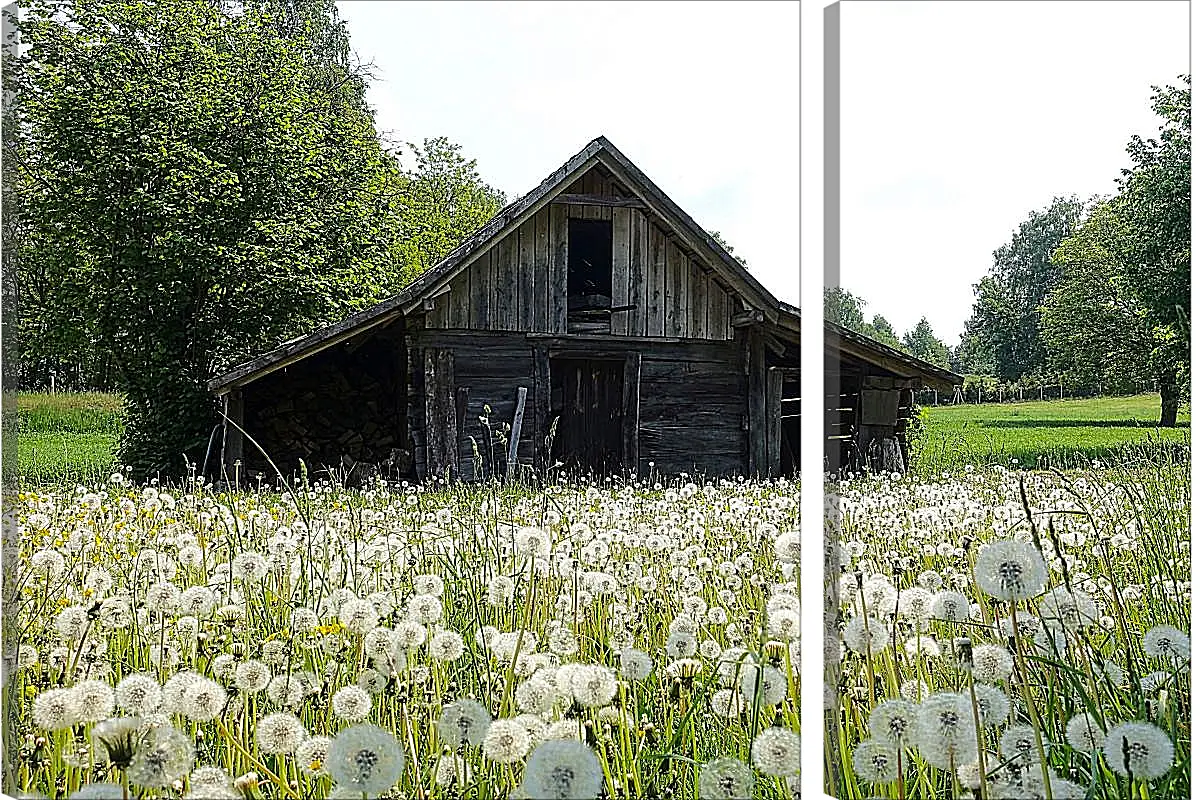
[689,264,707,338]
[423,349,457,479]
[628,210,645,336]
[647,226,666,337]
[610,207,631,336]
[447,274,470,329]
[517,218,535,332]
[468,253,490,329]
[707,284,728,340]
[222,388,244,474]
[494,232,517,330]
[622,352,641,471]
[767,368,783,478]
[678,254,691,337]
[666,244,684,337]
[532,208,550,333]
[724,290,734,340]
[550,204,568,333]
[533,345,550,469]
[747,330,766,476]
[506,387,528,480]
[550,193,647,208]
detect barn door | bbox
[551,357,627,474]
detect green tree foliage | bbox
[390,137,506,284]
[1041,78,1190,426]
[823,286,866,330]
[866,314,903,350]
[959,197,1085,380]
[901,317,950,369]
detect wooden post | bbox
[505,387,527,481]
[747,329,766,476]
[533,347,551,470]
[767,368,783,478]
[622,353,641,474]
[424,349,457,480]
[224,389,244,478]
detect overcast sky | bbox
[839,0,1188,345]
[335,1,800,305]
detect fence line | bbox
[917,381,1162,407]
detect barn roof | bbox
[825,320,962,392]
[209,135,784,394]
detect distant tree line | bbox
[823,287,952,370]
[6,0,506,475]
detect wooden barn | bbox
[824,322,961,473]
[208,136,801,482]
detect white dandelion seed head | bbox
[234,660,271,693]
[437,699,492,747]
[325,723,405,795]
[773,530,801,564]
[1101,721,1175,780]
[842,614,891,656]
[973,539,1048,602]
[697,756,755,799]
[72,679,116,722]
[739,663,788,708]
[999,723,1040,767]
[406,593,443,625]
[339,598,380,634]
[516,677,558,714]
[32,687,80,730]
[1065,712,1107,752]
[914,693,977,770]
[180,677,226,722]
[127,725,195,788]
[256,713,306,754]
[969,643,1015,683]
[867,698,918,746]
[709,688,746,719]
[297,735,333,776]
[569,665,618,708]
[519,739,604,800]
[332,685,373,722]
[428,629,465,662]
[930,590,971,622]
[969,684,1011,728]
[1143,624,1190,661]
[852,739,904,784]
[750,726,800,777]
[619,648,653,681]
[482,718,532,764]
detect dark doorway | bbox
[550,357,625,474]
[567,219,613,306]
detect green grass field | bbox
[16,392,123,483]
[914,393,1190,472]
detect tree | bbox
[7,0,406,475]
[959,197,1085,380]
[1041,200,1154,396]
[823,286,866,330]
[866,314,903,350]
[902,317,950,369]
[1111,77,1190,426]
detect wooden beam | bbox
[747,329,766,476]
[533,346,551,470]
[550,193,647,208]
[731,309,765,328]
[505,387,528,481]
[767,368,783,478]
[622,352,641,473]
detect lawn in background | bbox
[914,392,1190,472]
[17,392,123,483]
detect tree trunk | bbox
[1159,373,1180,428]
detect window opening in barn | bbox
[567,218,613,313]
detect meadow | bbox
[826,461,1191,799]
[16,393,124,485]
[3,471,800,799]
[913,395,1190,473]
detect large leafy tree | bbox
[823,286,866,330]
[959,197,1085,380]
[1041,78,1190,426]
[866,314,903,350]
[8,0,406,476]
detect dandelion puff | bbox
[487,575,516,607]
[852,739,904,784]
[339,598,379,635]
[482,718,531,764]
[751,726,800,777]
[544,720,584,741]
[183,786,240,800]
[256,712,307,755]
[516,677,558,714]
[428,629,465,662]
[407,593,443,625]
[969,684,1011,728]
[265,674,305,708]
[739,664,788,708]
[33,687,80,730]
[181,678,227,722]
[1143,625,1190,661]
[914,693,976,771]
[969,643,1014,683]
[437,699,492,747]
[1101,721,1175,780]
[665,630,698,658]
[235,660,271,693]
[973,539,1048,602]
[569,665,618,708]
[619,648,653,681]
[435,752,473,787]
[190,765,233,788]
[72,680,115,722]
[393,620,427,650]
[127,726,195,788]
[297,735,333,777]
[162,671,202,714]
[930,590,971,622]
[1038,585,1098,631]
[697,756,755,800]
[357,668,388,695]
[867,699,918,747]
[518,739,605,800]
[999,724,1039,766]
[1065,712,1107,752]
[326,723,406,796]
[709,688,745,719]
[332,686,373,722]
[773,530,800,563]
[842,615,890,655]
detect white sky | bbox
[335,0,800,305]
[839,0,1189,345]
